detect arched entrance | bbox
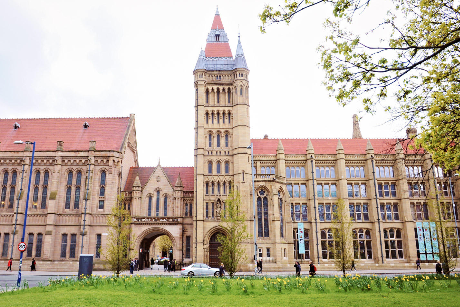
[209,232,224,268]
[136,228,176,270]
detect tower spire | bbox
[235,33,248,69]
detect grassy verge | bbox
[1,274,460,306]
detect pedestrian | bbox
[351,260,356,271]
[435,260,442,274]
[150,257,155,270]
[219,263,225,277]
[172,259,176,272]
[163,259,168,272]
[6,258,12,271]
[309,261,316,276]
[30,258,36,271]
[129,259,134,275]
[294,261,301,277]
[134,258,139,271]
[257,259,263,273]
[416,258,421,270]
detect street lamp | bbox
[247,143,257,274]
[14,141,35,287]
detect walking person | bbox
[172,259,176,272]
[150,258,155,270]
[294,261,301,277]
[129,259,134,275]
[416,258,421,270]
[30,258,36,271]
[163,259,168,272]
[351,260,356,271]
[219,263,225,277]
[435,260,442,274]
[309,261,316,276]
[6,258,12,271]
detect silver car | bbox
[180,263,220,277]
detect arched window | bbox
[228,112,231,124]
[257,190,269,237]
[217,89,220,104]
[65,171,73,209]
[9,171,17,208]
[228,91,231,104]
[225,162,229,174]
[41,171,49,209]
[208,162,212,174]
[217,182,221,194]
[217,134,221,147]
[148,195,152,216]
[353,229,373,259]
[206,90,209,104]
[240,87,242,95]
[383,228,404,259]
[206,112,209,124]
[225,134,229,147]
[223,182,226,194]
[156,190,160,217]
[164,195,168,216]
[98,171,106,209]
[321,229,335,259]
[33,171,40,205]
[216,162,221,174]
[217,111,220,124]
[279,192,284,238]
[222,111,225,124]
[74,171,81,209]
[1,171,8,207]
[208,133,212,147]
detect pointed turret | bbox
[133,175,141,188]
[336,139,344,151]
[352,114,363,139]
[235,34,248,69]
[366,139,373,151]
[175,173,183,187]
[205,10,232,58]
[277,139,284,152]
[307,139,314,154]
[194,49,206,70]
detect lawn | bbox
[1,274,460,306]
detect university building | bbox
[0,10,458,271]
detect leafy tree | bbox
[103,195,134,277]
[260,0,460,170]
[217,188,251,278]
[156,235,172,255]
[331,199,354,275]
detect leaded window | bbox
[353,229,372,259]
[257,190,269,237]
[384,228,404,259]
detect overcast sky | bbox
[0,0,405,167]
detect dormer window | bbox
[215,34,220,41]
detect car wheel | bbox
[188,271,194,277]
[214,271,219,277]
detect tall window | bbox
[1,171,7,208]
[164,195,168,216]
[206,112,209,124]
[291,203,308,222]
[225,162,229,174]
[257,190,269,237]
[69,234,77,258]
[384,228,404,259]
[60,234,68,258]
[96,234,101,258]
[156,191,160,217]
[35,233,43,258]
[8,171,17,208]
[185,203,189,216]
[65,171,73,209]
[27,233,34,257]
[279,192,284,238]
[353,229,372,259]
[206,90,209,104]
[294,228,310,259]
[148,195,152,216]
[321,229,335,259]
[208,162,212,174]
[216,134,221,147]
[2,233,10,257]
[208,133,212,147]
[349,203,369,221]
[216,162,221,174]
[185,236,191,258]
[99,171,106,209]
[380,203,400,221]
[33,171,40,205]
[74,171,81,209]
[41,171,49,209]
[225,134,229,147]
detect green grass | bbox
[1,274,460,306]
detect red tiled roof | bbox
[0,117,130,152]
[205,43,233,58]
[251,138,422,155]
[124,166,194,192]
[211,14,224,29]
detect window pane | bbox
[300,184,307,198]
[331,184,337,197]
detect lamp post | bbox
[10,162,26,259]
[247,143,257,274]
[14,141,35,287]
[371,156,384,264]
[448,173,459,252]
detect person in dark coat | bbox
[30,258,36,271]
[309,261,316,276]
[219,263,225,277]
[163,259,168,272]
[294,261,301,277]
[435,260,442,274]
[129,259,134,274]
[172,259,176,272]
[416,258,421,270]
[351,260,356,271]
[150,258,155,270]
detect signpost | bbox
[18,242,26,253]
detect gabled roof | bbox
[0,117,130,152]
[251,138,421,155]
[124,166,194,192]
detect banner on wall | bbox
[416,222,426,260]
[430,222,440,260]
[423,222,433,260]
[298,223,305,254]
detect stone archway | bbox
[206,227,228,268]
[135,227,176,270]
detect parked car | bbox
[180,263,219,277]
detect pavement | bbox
[0,265,446,291]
